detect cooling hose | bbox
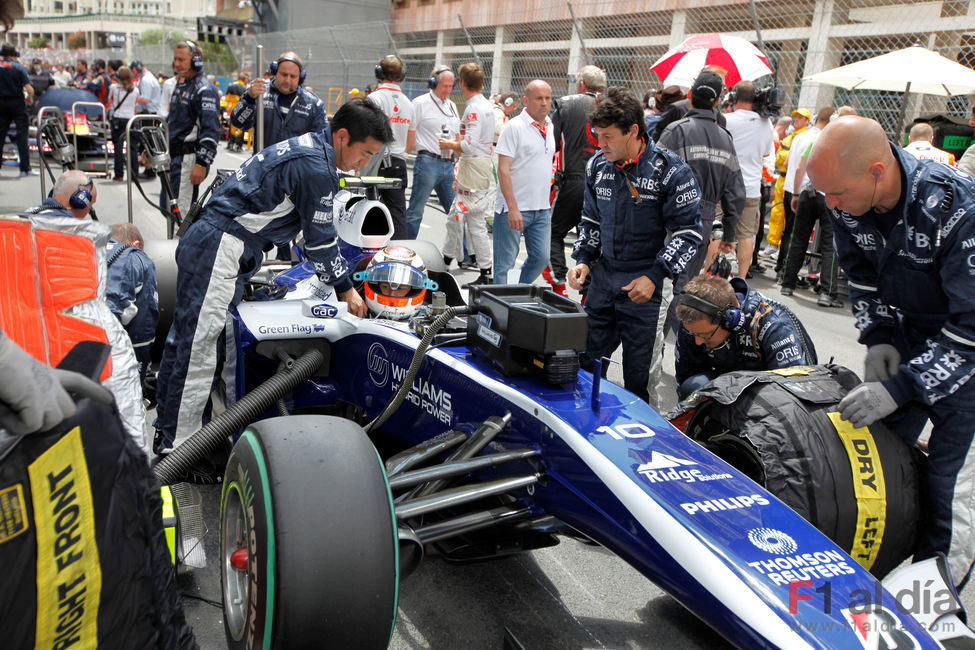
[365,307,464,434]
[153,347,325,484]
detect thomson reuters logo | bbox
[747,528,798,555]
[367,342,390,387]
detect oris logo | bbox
[367,342,390,388]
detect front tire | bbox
[220,415,398,649]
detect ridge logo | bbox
[637,452,731,484]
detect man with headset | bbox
[166,40,221,218]
[367,54,413,239]
[405,64,460,239]
[674,275,817,399]
[21,170,151,452]
[230,51,329,150]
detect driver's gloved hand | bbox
[864,344,901,382]
[0,331,113,435]
[838,382,898,429]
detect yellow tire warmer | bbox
[673,364,922,578]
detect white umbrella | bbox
[651,33,773,88]
[803,45,975,96]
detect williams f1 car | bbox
[150,184,973,650]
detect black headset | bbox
[176,40,203,73]
[428,65,451,90]
[375,55,406,83]
[69,179,94,210]
[679,293,745,331]
[270,53,306,85]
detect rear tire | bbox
[220,415,398,649]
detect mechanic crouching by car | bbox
[153,98,392,455]
[167,40,221,218]
[674,275,817,399]
[807,115,975,589]
[567,87,703,406]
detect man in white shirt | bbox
[405,65,461,239]
[132,60,161,115]
[493,79,555,284]
[904,122,955,166]
[724,81,775,279]
[368,55,414,239]
[438,62,495,285]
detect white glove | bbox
[0,332,113,435]
[864,344,901,382]
[838,382,898,428]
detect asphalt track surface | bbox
[2,145,970,649]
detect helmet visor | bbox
[365,261,427,297]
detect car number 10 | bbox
[596,423,656,440]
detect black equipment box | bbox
[467,284,588,384]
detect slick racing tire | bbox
[220,415,398,649]
[676,365,922,578]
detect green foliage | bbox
[137,28,187,46]
[67,32,87,49]
[28,36,50,49]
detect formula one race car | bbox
[150,184,974,649]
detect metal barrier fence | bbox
[246,0,975,138]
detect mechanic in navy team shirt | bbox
[153,98,392,455]
[230,50,330,148]
[106,222,159,386]
[674,275,817,400]
[0,42,34,176]
[568,86,704,405]
[166,41,221,218]
[807,115,975,588]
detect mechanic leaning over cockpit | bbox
[153,98,392,456]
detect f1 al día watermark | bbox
[789,578,957,617]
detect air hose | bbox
[153,347,325,485]
[365,306,466,434]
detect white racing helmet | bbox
[353,245,439,320]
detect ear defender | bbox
[428,65,450,90]
[678,293,744,331]
[270,54,306,85]
[69,180,94,210]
